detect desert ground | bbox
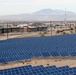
[0,57,76,70]
[0,26,76,70]
[0,25,76,40]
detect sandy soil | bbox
[0,26,76,70]
[0,26,76,40]
[0,57,76,70]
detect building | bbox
[27,26,48,32]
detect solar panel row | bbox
[0,65,76,75]
[0,34,76,63]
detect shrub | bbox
[63,32,66,34]
[70,28,74,30]
[70,31,73,33]
[56,30,60,33]
[40,33,45,36]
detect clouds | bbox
[0,0,76,6]
[0,0,76,15]
[0,0,76,5]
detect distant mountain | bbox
[32,9,75,15]
[0,9,76,21]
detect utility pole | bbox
[7,23,8,39]
[50,21,52,36]
[64,8,67,27]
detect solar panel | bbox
[0,34,76,62]
[0,65,76,75]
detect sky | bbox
[0,0,76,16]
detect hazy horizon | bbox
[0,0,76,16]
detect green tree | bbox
[32,22,42,26]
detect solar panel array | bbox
[0,34,76,63]
[0,65,76,75]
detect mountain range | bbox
[0,9,76,21]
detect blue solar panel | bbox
[0,65,76,75]
[0,34,76,62]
